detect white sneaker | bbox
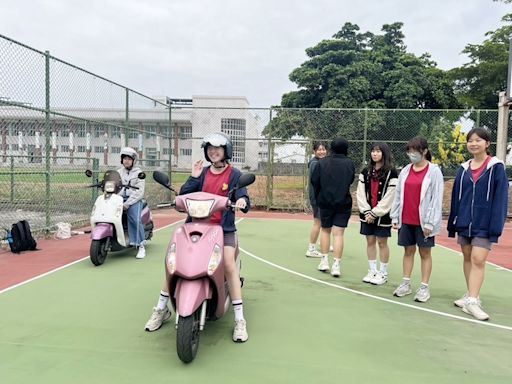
[136,245,146,259]
[414,285,431,303]
[331,260,340,277]
[393,281,412,297]
[462,298,490,321]
[370,271,388,285]
[317,256,329,272]
[233,319,248,342]
[362,270,375,283]
[305,249,322,258]
[454,292,468,308]
[144,307,171,332]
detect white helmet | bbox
[120,147,137,163]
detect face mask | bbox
[407,152,423,164]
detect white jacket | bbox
[116,166,145,208]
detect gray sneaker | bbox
[393,281,412,297]
[462,298,490,321]
[414,285,431,303]
[454,292,468,308]
[144,307,171,332]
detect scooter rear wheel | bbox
[176,308,201,363]
[90,238,108,266]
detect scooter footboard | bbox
[175,278,212,317]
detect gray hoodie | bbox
[390,162,444,237]
[117,166,145,208]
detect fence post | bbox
[496,91,509,161]
[363,108,368,166]
[266,109,273,210]
[475,109,481,128]
[45,50,51,232]
[10,155,14,202]
[167,105,173,202]
[124,88,129,146]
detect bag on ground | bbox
[7,220,38,253]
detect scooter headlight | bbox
[167,243,176,274]
[186,199,215,218]
[104,181,116,193]
[207,244,222,275]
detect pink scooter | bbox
[153,170,255,363]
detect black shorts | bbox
[360,222,391,238]
[312,205,320,219]
[397,224,435,248]
[320,208,350,228]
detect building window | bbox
[77,145,86,153]
[94,146,104,153]
[11,144,19,151]
[221,118,246,163]
[26,122,36,136]
[111,127,122,138]
[8,122,20,136]
[94,125,104,138]
[180,148,192,156]
[163,148,174,155]
[61,145,70,152]
[128,125,139,138]
[76,124,86,137]
[145,125,157,139]
[179,125,192,139]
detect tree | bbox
[450,13,512,109]
[430,123,468,173]
[267,22,459,140]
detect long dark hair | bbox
[406,136,432,161]
[466,127,492,155]
[367,142,394,174]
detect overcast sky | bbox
[1,0,510,107]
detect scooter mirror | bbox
[237,173,256,189]
[85,170,93,178]
[138,172,146,180]
[153,171,171,189]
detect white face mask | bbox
[407,152,423,164]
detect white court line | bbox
[239,245,512,332]
[0,218,184,295]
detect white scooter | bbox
[85,170,153,266]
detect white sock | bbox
[308,243,316,251]
[369,260,377,272]
[232,299,244,321]
[420,282,429,289]
[402,277,411,285]
[333,258,341,265]
[380,262,388,275]
[156,290,169,310]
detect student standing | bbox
[306,142,328,257]
[311,138,355,277]
[390,137,444,302]
[356,143,398,285]
[447,127,508,321]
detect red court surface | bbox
[1,210,510,292]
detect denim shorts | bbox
[398,224,435,248]
[457,235,492,251]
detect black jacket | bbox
[311,154,356,210]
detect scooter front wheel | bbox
[90,238,108,266]
[176,307,201,363]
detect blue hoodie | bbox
[447,157,508,243]
[179,166,250,233]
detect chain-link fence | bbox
[1,33,510,234]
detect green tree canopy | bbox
[449,13,512,109]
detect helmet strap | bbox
[212,160,226,169]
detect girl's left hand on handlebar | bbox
[235,198,247,210]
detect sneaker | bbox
[414,285,431,303]
[331,260,340,277]
[136,245,146,259]
[454,292,468,308]
[305,249,322,258]
[362,270,375,283]
[144,307,171,332]
[317,256,329,272]
[462,298,490,321]
[393,282,412,297]
[370,271,388,285]
[233,319,248,342]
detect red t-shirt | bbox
[371,177,379,208]
[402,164,429,226]
[471,156,491,183]
[202,165,233,223]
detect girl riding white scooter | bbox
[144,133,251,344]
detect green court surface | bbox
[1,218,512,384]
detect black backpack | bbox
[7,220,38,253]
